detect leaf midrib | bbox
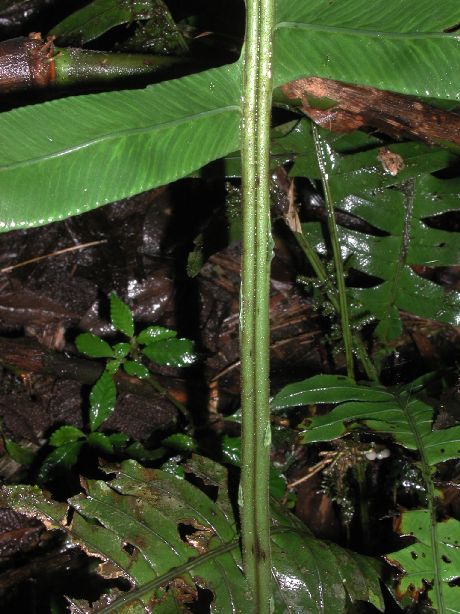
[275,22,455,39]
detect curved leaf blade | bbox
[50,0,156,45]
[123,360,150,379]
[137,325,177,345]
[0,64,241,231]
[272,374,391,410]
[49,425,86,447]
[299,138,460,340]
[1,1,458,233]
[38,441,84,481]
[274,0,460,100]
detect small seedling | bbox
[39,292,197,481]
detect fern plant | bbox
[3,454,384,613]
[0,0,459,612]
[291,127,460,347]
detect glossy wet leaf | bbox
[161,433,197,452]
[386,510,460,613]
[87,431,114,454]
[282,373,460,609]
[3,456,384,613]
[0,64,242,232]
[288,375,460,463]
[110,293,134,337]
[270,507,384,612]
[39,441,84,480]
[272,374,392,410]
[142,338,197,367]
[1,3,458,231]
[49,426,86,447]
[75,332,114,358]
[300,135,460,342]
[123,360,150,379]
[89,370,117,431]
[274,0,460,99]
[50,0,161,45]
[113,342,131,359]
[137,325,177,346]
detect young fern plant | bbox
[40,292,196,481]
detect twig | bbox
[0,240,107,274]
[287,458,333,489]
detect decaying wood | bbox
[282,77,460,147]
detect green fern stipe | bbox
[240,0,275,608]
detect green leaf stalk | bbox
[0,34,183,94]
[313,125,355,379]
[240,0,275,609]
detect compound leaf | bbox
[386,510,460,613]
[3,456,384,613]
[1,2,458,231]
[298,137,460,342]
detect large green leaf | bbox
[0,64,241,231]
[272,374,392,410]
[0,1,458,230]
[2,455,384,613]
[274,0,460,99]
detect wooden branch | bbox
[282,77,460,147]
